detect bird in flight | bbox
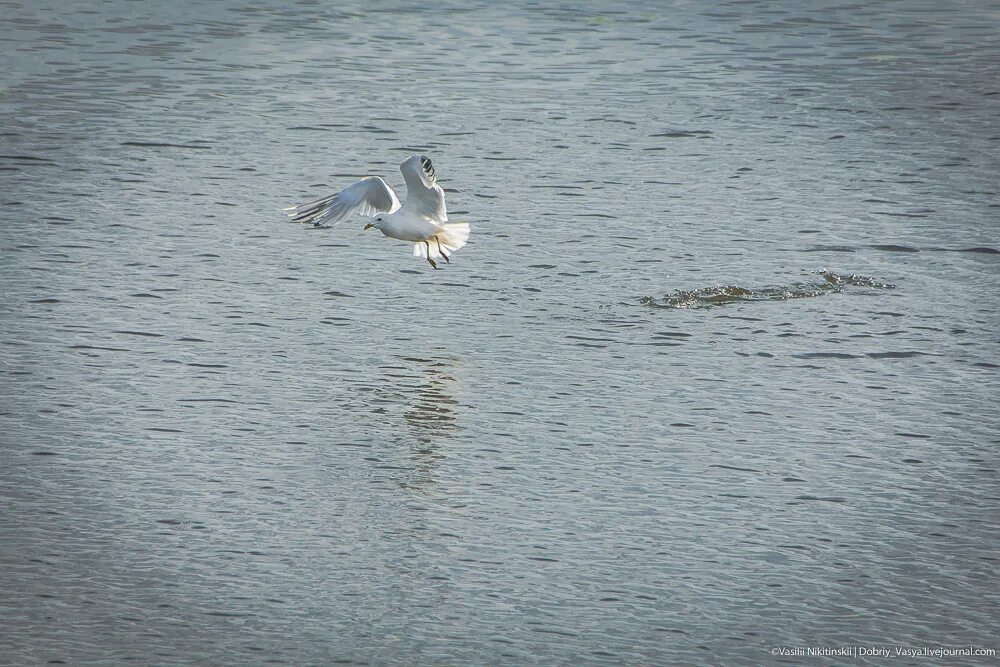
[283,155,470,269]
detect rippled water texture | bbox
[2,1,998,665]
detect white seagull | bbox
[283,154,470,269]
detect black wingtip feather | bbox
[420,155,435,179]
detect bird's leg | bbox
[425,241,437,269]
[436,237,450,263]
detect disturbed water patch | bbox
[640,271,894,309]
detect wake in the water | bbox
[640,271,895,309]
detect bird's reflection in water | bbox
[394,355,460,491]
[404,365,458,441]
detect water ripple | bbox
[640,271,895,309]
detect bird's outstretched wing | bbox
[399,155,447,223]
[283,176,401,227]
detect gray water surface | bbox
[2,0,999,665]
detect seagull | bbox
[283,155,470,269]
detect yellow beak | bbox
[364,223,374,230]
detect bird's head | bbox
[364,213,387,231]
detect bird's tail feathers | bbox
[412,223,470,261]
[438,222,470,250]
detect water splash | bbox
[640,271,894,309]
